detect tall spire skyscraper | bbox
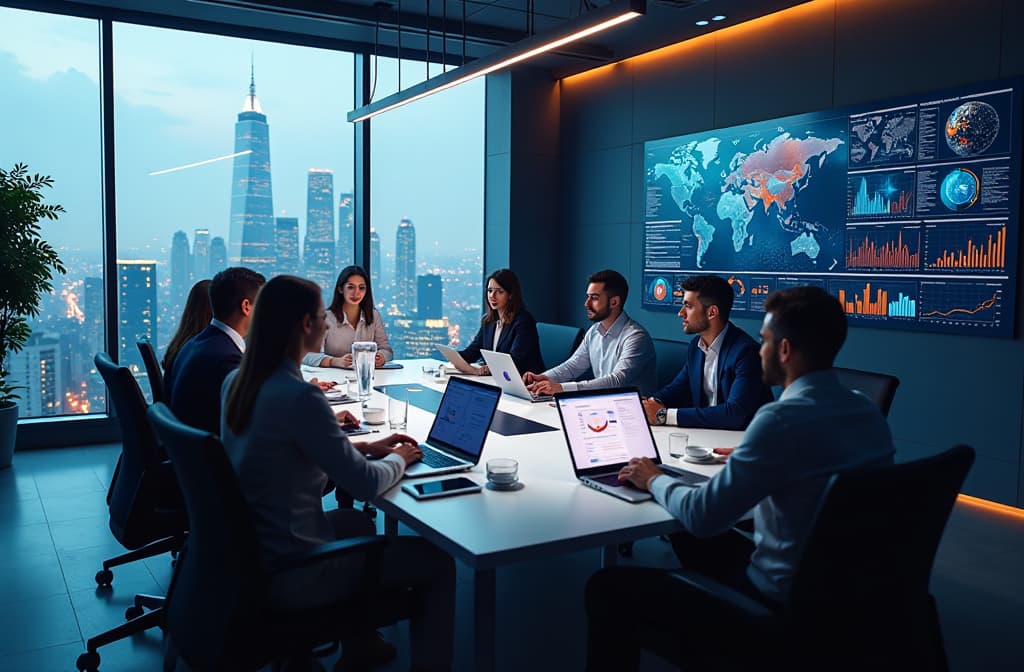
[395,217,416,314]
[304,168,336,295]
[170,230,191,312]
[228,62,275,278]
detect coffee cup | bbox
[683,444,713,461]
[363,407,386,425]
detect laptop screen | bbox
[556,389,660,474]
[425,377,502,459]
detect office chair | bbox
[137,340,166,404]
[77,354,187,672]
[643,444,974,671]
[834,366,901,417]
[146,402,413,672]
[652,338,687,389]
[536,322,584,371]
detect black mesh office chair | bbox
[136,340,165,404]
[536,322,584,371]
[643,444,974,671]
[834,366,900,417]
[77,354,187,672]
[147,402,413,672]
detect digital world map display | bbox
[642,79,1022,337]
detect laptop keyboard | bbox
[420,446,463,468]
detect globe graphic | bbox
[945,101,1000,157]
[939,168,979,212]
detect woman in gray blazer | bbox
[222,275,455,670]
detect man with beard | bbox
[582,286,895,670]
[524,269,657,396]
[643,274,773,430]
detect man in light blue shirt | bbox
[524,269,657,397]
[584,286,895,670]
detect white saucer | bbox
[363,420,386,426]
[682,454,716,464]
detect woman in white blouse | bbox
[302,265,393,368]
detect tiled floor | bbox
[1,443,1022,671]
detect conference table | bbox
[303,359,741,671]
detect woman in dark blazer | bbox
[459,268,545,375]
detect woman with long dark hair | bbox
[302,265,393,368]
[222,275,455,670]
[458,268,544,375]
[161,279,212,373]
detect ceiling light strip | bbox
[348,0,645,122]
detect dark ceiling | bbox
[59,0,811,78]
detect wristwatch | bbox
[655,407,668,425]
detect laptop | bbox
[403,376,503,478]
[554,387,709,502]
[436,344,480,375]
[479,349,554,403]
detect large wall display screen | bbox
[642,79,1022,337]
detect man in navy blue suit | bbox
[165,266,266,435]
[643,274,773,430]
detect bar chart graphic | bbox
[924,223,1007,270]
[847,171,916,218]
[845,227,921,269]
[832,280,918,318]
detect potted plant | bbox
[0,163,66,468]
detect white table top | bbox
[303,358,742,570]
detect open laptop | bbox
[554,387,708,502]
[436,344,480,375]
[403,376,503,478]
[480,349,554,403]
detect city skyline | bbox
[2,5,485,419]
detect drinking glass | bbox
[352,341,377,402]
[669,432,690,458]
[388,396,408,431]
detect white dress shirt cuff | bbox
[560,381,579,392]
[667,408,679,426]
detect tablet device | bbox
[402,476,482,500]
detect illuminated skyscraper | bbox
[390,317,449,359]
[418,274,442,319]
[210,236,227,273]
[228,64,275,278]
[369,228,381,287]
[337,192,354,269]
[193,228,211,279]
[275,216,300,275]
[396,218,416,314]
[9,332,63,417]
[117,260,156,373]
[170,230,191,311]
[304,168,335,294]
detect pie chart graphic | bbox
[586,412,609,433]
[649,277,670,303]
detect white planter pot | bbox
[0,401,18,469]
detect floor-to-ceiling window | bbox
[112,24,354,396]
[1,2,485,428]
[369,57,486,358]
[0,6,105,418]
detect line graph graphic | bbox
[918,281,1004,329]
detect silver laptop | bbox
[554,387,708,502]
[479,349,554,403]
[403,376,502,478]
[436,344,480,374]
